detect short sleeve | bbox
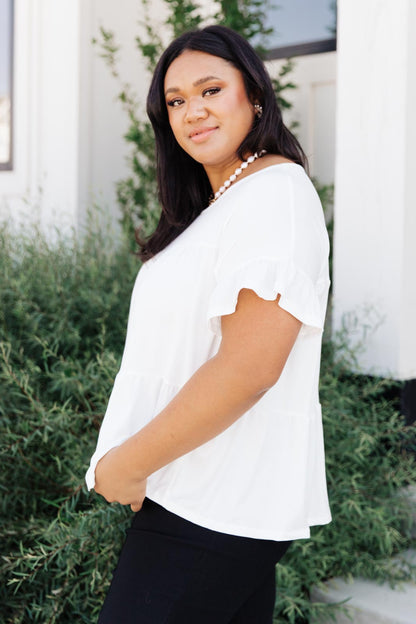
[207,167,330,336]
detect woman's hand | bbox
[94,445,147,512]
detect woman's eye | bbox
[203,87,221,97]
[167,98,183,107]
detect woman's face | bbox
[164,50,256,176]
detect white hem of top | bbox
[146,493,332,542]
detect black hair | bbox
[139,25,307,260]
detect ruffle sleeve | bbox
[206,167,330,336]
[207,255,326,335]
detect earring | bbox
[254,103,263,118]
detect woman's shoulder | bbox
[220,155,322,232]
[235,154,307,190]
[251,153,296,171]
[234,154,297,184]
[226,155,307,204]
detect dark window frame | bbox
[0,0,14,171]
[265,37,337,61]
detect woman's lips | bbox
[189,127,218,143]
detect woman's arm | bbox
[94,288,301,511]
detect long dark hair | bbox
[139,25,307,260]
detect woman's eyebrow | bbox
[165,75,221,96]
[193,75,221,87]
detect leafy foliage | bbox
[0,218,138,623]
[0,217,415,623]
[273,337,416,622]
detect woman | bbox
[87,25,331,623]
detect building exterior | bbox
[0,0,415,396]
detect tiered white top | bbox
[86,163,332,541]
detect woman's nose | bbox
[184,97,208,122]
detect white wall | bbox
[1,0,83,229]
[79,0,152,227]
[333,0,416,379]
[268,52,337,186]
[0,0,36,223]
[0,0,150,232]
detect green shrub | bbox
[274,337,416,622]
[0,219,415,623]
[0,219,137,623]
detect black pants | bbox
[98,498,291,624]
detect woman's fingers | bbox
[130,500,143,512]
[130,480,147,512]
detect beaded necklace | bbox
[208,150,266,205]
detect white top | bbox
[86,163,332,541]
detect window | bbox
[264,0,336,60]
[0,0,14,170]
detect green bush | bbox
[0,219,137,623]
[0,218,415,623]
[274,338,416,622]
